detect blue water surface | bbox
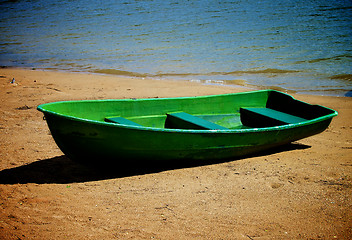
[1,0,351,95]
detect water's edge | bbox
[4,66,350,97]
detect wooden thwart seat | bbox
[104,117,142,127]
[240,107,307,127]
[165,112,228,130]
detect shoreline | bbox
[1,68,351,239]
[3,66,350,97]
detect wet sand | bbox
[0,68,351,239]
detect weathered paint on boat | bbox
[37,90,337,164]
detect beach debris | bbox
[10,77,18,86]
[46,86,61,92]
[16,105,31,110]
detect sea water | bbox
[1,0,351,96]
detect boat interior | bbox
[41,90,336,130]
[104,106,312,130]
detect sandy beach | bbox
[0,67,351,239]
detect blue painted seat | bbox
[104,117,142,127]
[165,112,228,130]
[240,107,307,127]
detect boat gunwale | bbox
[37,110,337,133]
[37,90,338,134]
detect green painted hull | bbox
[37,90,337,164]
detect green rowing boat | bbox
[37,90,337,164]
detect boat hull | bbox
[48,117,332,163]
[38,90,337,164]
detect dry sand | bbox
[0,68,351,239]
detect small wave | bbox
[94,70,209,78]
[222,68,300,75]
[92,68,301,79]
[153,72,203,77]
[299,88,352,97]
[157,68,300,77]
[93,69,149,78]
[330,74,352,81]
[0,42,22,46]
[295,55,352,64]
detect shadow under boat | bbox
[0,142,310,185]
